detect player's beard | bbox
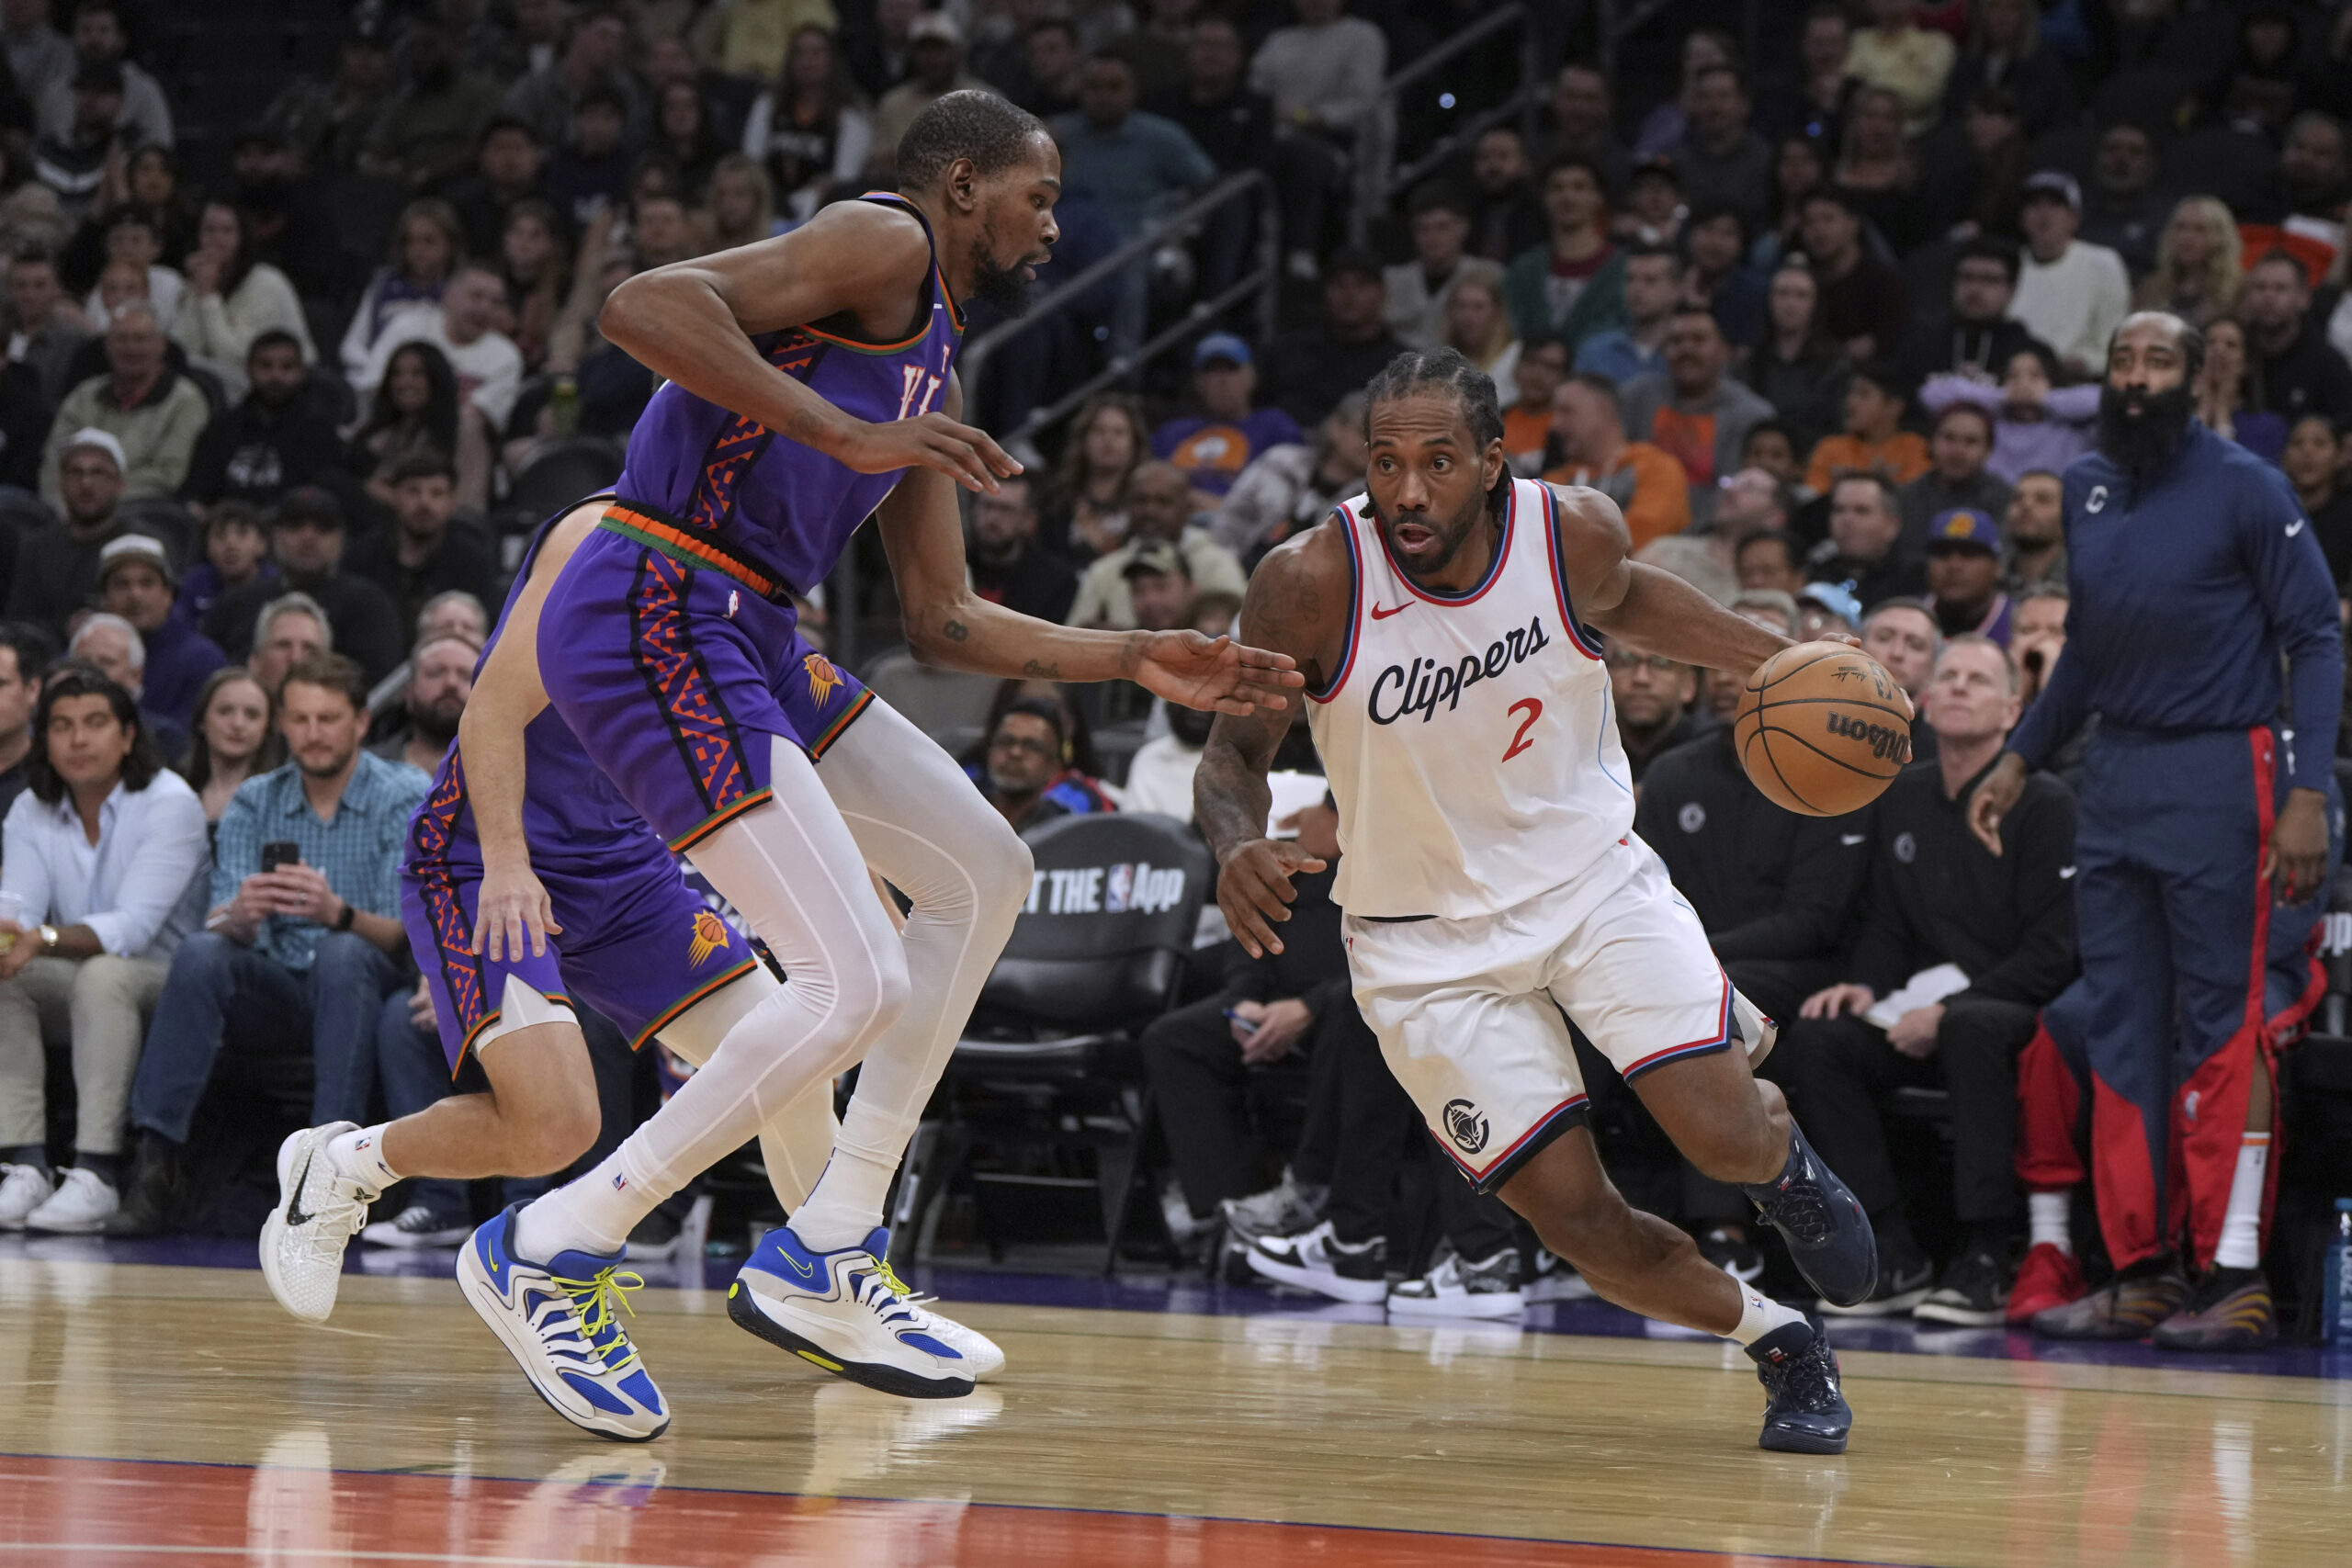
[967,230,1034,319]
[2098,378,2193,485]
[1372,483,1496,584]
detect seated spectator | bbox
[1383,185,1503,352]
[969,473,1078,625]
[177,331,345,515]
[1924,506,2012,644]
[1209,392,1368,565]
[357,19,503,194]
[1808,472,1928,609]
[343,450,496,636]
[1675,66,1770,234]
[35,2,170,153]
[171,202,312,401]
[96,534,220,729]
[1804,363,1929,494]
[1860,597,1941,719]
[348,341,495,517]
[1680,203,1767,348]
[1502,156,1623,353]
[1844,0,1953,137]
[2010,173,2131,379]
[1248,0,1385,265]
[177,502,273,630]
[2241,248,2352,429]
[1571,241,1679,386]
[1500,335,1567,475]
[2002,468,2065,591]
[1894,235,2042,389]
[1798,186,1906,363]
[741,25,872,226]
[1739,260,1849,453]
[443,121,548,264]
[2010,581,2067,707]
[116,653,429,1233]
[1463,125,1544,265]
[33,59,135,222]
[0,623,50,820]
[503,6,644,154]
[2282,414,2352,587]
[65,612,185,760]
[1261,251,1408,430]
[1069,461,1248,629]
[6,247,90,408]
[1939,0,2074,137]
[1543,374,1690,550]
[365,589,490,722]
[2194,316,2288,465]
[10,427,141,639]
[356,264,525,434]
[1618,307,1774,520]
[1736,525,1809,597]
[179,665,278,824]
[975,697,1080,830]
[65,259,177,384]
[2076,122,2167,280]
[1896,402,2009,556]
[1120,591,1241,818]
[1044,393,1146,562]
[1143,15,1271,180]
[40,305,209,505]
[0,665,207,1233]
[336,198,461,389]
[1920,345,2098,488]
[76,207,186,333]
[1013,17,1084,120]
[494,197,571,376]
[1607,645,1706,784]
[1442,274,1520,389]
[1832,86,1927,254]
[1783,636,2075,1320]
[869,14,984,182]
[1541,62,1633,191]
[540,82,633,234]
[1616,152,1685,246]
[367,630,473,777]
[206,491,404,688]
[1738,419,1805,491]
[2134,197,2241,329]
[1152,335,1303,509]
[1052,50,1215,248]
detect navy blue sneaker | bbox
[1747,1319,1851,1454]
[1742,1124,1877,1309]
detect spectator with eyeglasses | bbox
[1607,645,1707,786]
[976,699,1077,831]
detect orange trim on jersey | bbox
[1307,505,1364,704]
[1539,484,1605,661]
[1371,479,1517,607]
[853,190,966,334]
[668,787,776,852]
[630,957,760,1051]
[600,504,786,599]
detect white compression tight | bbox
[519,703,1031,1257]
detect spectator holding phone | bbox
[115,653,429,1233]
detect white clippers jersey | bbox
[1306,478,1634,919]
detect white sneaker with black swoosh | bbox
[259,1122,379,1324]
[728,1224,975,1398]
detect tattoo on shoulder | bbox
[944,620,969,641]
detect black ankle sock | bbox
[1,1144,49,1174]
[76,1152,119,1188]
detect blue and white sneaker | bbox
[458,1203,669,1441]
[728,1224,976,1399]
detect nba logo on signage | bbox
[1027,863,1188,915]
[1105,863,1184,913]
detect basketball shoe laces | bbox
[285,1172,373,1267]
[542,1265,650,1375]
[848,1257,928,1335]
[1753,1161,1834,1247]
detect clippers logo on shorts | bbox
[1442,1098,1489,1155]
[1367,615,1552,725]
[1823,711,1911,763]
[1679,802,1706,834]
[1024,863,1189,915]
[687,908,730,968]
[1894,832,1917,864]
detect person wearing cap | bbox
[1896,401,2010,557]
[358,18,504,193]
[1261,249,1408,428]
[40,303,210,506]
[96,533,223,730]
[32,1,171,152]
[2010,171,2132,378]
[204,488,405,688]
[502,7,648,154]
[1151,334,1303,508]
[343,447,497,635]
[1068,460,1247,630]
[8,427,137,641]
[178,330,345,515]
[1924,506,2014,646]
[870,12,986,182]
[30,55,132,220]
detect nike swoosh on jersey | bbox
[2288,520,2307,536]
[1370,603,1412,620]
[1839,833,1865,846]
[2060,866,2077,879]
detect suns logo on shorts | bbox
[688,908,730,968]
[1442,1098,1489,1155]
[804,652,842,707]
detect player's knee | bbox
[521,1087,603,1174]
[815,943,911,1055]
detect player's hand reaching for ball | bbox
[1134,630,1306,716]
[1967,752,2029,855]
[831,412,1023,494]
[474,857,562,963]
[1216,838,1329,959]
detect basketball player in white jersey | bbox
[1196,349,1877,1454]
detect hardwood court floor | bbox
[1,1255,2348,1566]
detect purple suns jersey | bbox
[612,191,967,594]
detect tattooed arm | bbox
[874,375,1305,711]
[1195,523,1351,957]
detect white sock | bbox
[514,1145,650,1261]
[2213,1132,2271,1269]
[2029,1190,2072,1255]
[328,1125,400,1193]
[787,1145,899,1253]
[1725,1283,1807,1347]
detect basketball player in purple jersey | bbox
[450,92,1301,1429]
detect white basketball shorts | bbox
[1344,832,1770,1196]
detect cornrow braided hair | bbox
[1362,346,1510,510]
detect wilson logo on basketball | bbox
[1367,615,1551,725]
[1442,1098,1489,1155]
[1822,712,1911,763]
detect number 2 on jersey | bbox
[1502,698,1543,761]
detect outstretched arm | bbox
[1196,526,1351,957]
[874,375,1304,714]
[1555,484,1792,674]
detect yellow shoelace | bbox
[549,1267,649,1369]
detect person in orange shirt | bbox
[1803,362,1930,494]
[1543,371,1692,549]
[1501,334,1569,474]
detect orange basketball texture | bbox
[1733,643,1916,817]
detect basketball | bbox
[1733,642,1916,817]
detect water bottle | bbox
[2327,1201,2352,1345]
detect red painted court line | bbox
[0,1454,1880,1567]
